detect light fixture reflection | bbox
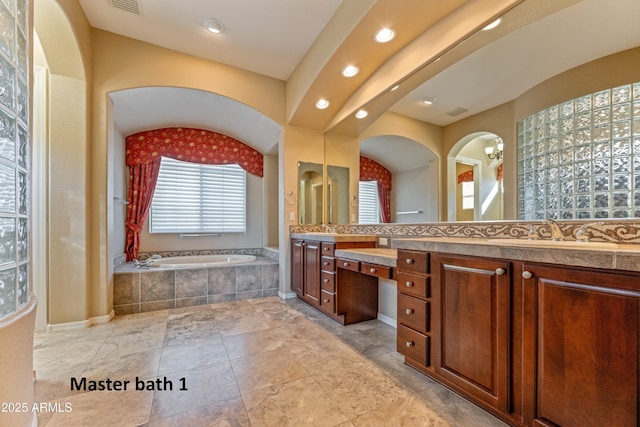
[316,99,330,109]
[374,28,395,43]
[485,138,504,161]
[342,65,359,77]
[355,109,368,119]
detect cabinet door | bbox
[303,241,321,303]
[523,263,639,427]
[290,239,304,296]
[433,254,510,412]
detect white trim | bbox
[32,65,48,331]
[377,313,397,328]
[46,310,115,332]
[278,291,297,299]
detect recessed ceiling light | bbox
[482,18,501,31]
[316,99,330,109]
[204,19,223,34]
[342,65,359,78]
[374,27,395,43]
[355,109,368,119]
[422,98,436,105]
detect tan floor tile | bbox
[314,361,409,419]
[243,376,348,427]
[350,395,450,426]
[149,361,240,421]
[158,336,228,375]
[46,389,154,427]
[231,348,309,394]
[83,347,162,382]
[148,396,250,427]
[289,337,365,371]
[221,329,285,359]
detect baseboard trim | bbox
[47,310,115,332]
[377,313,397,328]
[278,291,297,300]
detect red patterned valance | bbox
[497,163,503,180]
[360,156,391,191]
[457,170,474,184]
[126,127,263,177]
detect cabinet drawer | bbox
[321,256,335,272]
[337,258,360,272]
[321,242,335,256]
[398,293,429,332]
[397,324,429,366]
[361,262,391,279]
[397,272,430,299]
[320,290,335,313]
[397,250,429,273]
[321,271,335,292]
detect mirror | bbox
[298,162,323,224]
[327,165,349,225]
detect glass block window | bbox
[0,0,29,320]
[518,83,640,220]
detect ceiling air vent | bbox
[447,107,468,117]
[109,0,142,15]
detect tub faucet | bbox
[544,219,565,241]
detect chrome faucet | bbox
[575,222,604,242]
[544,219,565,241]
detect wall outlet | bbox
[289,211,295,221]
[379,237,388,246]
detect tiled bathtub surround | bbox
[291,219,640,245]
[114,256,279,314]
[133,247,278,262]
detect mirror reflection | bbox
[327,165,349,225]
[298,162,323,225]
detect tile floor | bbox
[33,297,507,426]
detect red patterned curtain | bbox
[457,170,474,184]
[124,159,161,261]
[360,156,392,223]
[126,127,264,176]
[123,127,264,261]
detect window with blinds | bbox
[149,157,246,233]
[358,181,380,224]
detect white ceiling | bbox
[81,0,640,173]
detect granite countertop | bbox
[290,233,378,243]
[334,248,397,267]
[392,237,640,273]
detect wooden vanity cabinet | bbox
[290,238,375,323]
[432,254,511,414]
[521,262,640,427]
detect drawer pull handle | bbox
[323,278,329,283]
[405,281,414,287]
[323,299,330,303]
[405,308,414,315]
[406,341,414,348]
[405,258,413,264]
[343,262,349,267]
[370,268,376,273]
[495,268,506,276]
[522,271,533,279]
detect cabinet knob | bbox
[522,271,533,279]
[323,278,329,283]
[323,299,330,303]
[406,341,414,348]
[405,281,414,287]
[370,268,376,273]
[324,247,330,251]
[323,262,329,266]
[405,308,414,315]
[405,258,414,264]
[343,262,349,267]
[495,268,506,276]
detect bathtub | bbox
[146,254,256,268]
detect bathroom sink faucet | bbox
[545,219,565,241]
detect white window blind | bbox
[359,181,380,224]
[462,181,474,210]
[149,157,246,233]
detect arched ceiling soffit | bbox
[359,135,437,174]
[34,0,86,80]
[109,87,282,155]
